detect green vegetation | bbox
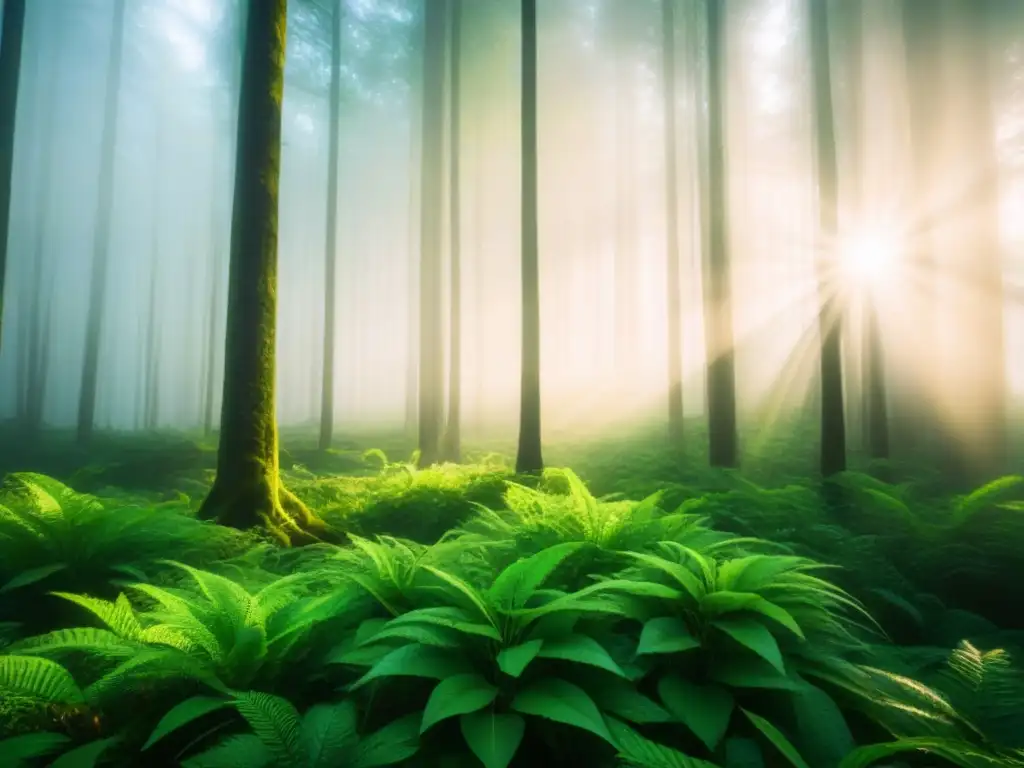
[1,433,1023,767]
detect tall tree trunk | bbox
[516,0,542,474]
[703,0,738,468]
[662,0,684,448]
[198,0,326,545]
[0,0,26,355]
[76,0,127,444]
[808,0,847,477]
[319,0,343,451]
[613,24,635,374]
[416,0,447,468]
[404,116,420,439]
[441,0,463,463]
[202,159,222,437]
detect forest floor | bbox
[1,420,1023,766]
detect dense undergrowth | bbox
[1,437,1024,766]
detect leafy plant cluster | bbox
[0,468,1022,767]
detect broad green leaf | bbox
[657,675,733,751]
[50,737,119,768]
[623,552,705,600]
[0,732,71,761]
[536,634,626,676]
[710,657,802,691]
[355,713,420,768]
[512,678,613,743]
[302,700,358,767]
[701,592,804,639]
[497,639,543,678]
[636,617,700,656]
[488,542,584,609]
[713,617,785,675]
[181,734,272,768]
[0,563,68,594]
[790,684,854,767]
[421,674,499,733]
[725,737,764,767]
[742,709,810,768]
[836,737,1000,768]
[143,695,230,750]
[460,712,525,768]
[360,622,459,649]
[588,678,671,724]
[383,606,502,642]
[422,566,495,625]
[351,644,472,689]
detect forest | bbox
[0,0,1023,765]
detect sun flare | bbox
[840,230,898,285]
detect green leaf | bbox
[536,634,626,676]
[608,717,720,767]
[0,655,84,704]
[701,592,804,639]
[489,542,584,609]
[233,692,302,767]
[725,737,764,767]
[511,678,613,743]
[710,657,802,690]
[460,712,525,768]
[0,732,71,762]
[713,617,785,674]
[143,695,230,750]
[742,709,810,768]
[0,563,68,594]
[181,734,272,768]
[497,639,544,678]
[657,675,733,751]
[623,552,705,600]
[421,674,499,733]
[588,678,672,724]
[351,644,472,689]
[636,617,701,656]
[302,700,358,767]
[790,684,854,767]
[355,713,421,767]
[50,737,119,768]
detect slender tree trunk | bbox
[416,0,447,468]
[808,0,847,477]
[613,32,635,373]
[441,0,463,463]
[404,117,420,439]
[144,259,160,430]
[703,0,738,467]
[198,0,326,545]
[0,0,26,355]
[319,0,343,451]
[76,0,127,444]
[202,158,222,437]
[516,0,543,474]
[662,0,684,448]
[864,303,889,461]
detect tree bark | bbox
[0,0,26,356]
[76,0,127,444]
[703,0,738,468]
[515,0,543,474]
[416,0,448,468]
[441,0,463,464]
[318,0,343,451]
[662,0,684,448]
[198,0,326,546]
[808,0,847,477]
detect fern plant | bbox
[179,693,419,768]
[331,541,670,767]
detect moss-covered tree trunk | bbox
[319,0,343,452]
[0,0,26,356]
[661,0,684,449]
[76,0,126,445]
[808,0,847,477]
[515,0,543,474]
[441,0,463,464]
[198,0,324,546]
[417,0,447,468]
[703,0,738,468]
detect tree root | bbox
[198,471,336,547]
